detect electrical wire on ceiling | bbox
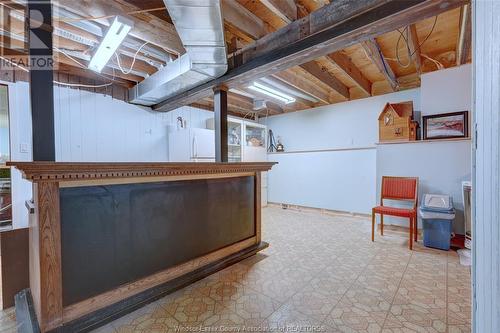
[0,54,115,88]
[54,46,123,84]
[53,7,167,23]
[395,15,439,68]
[420,54,444,70]
[53,80,113,88]
[114,41,149,75]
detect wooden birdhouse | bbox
[378,101,418,142]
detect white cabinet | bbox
[206,117,268,162]
[206,117,244,162]
[168,128,215,162]
[206,117,269,207]
[243,122,267,162]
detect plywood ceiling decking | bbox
[0,0,471,116]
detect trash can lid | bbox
[419,207,455,220]
[422,194,453,211]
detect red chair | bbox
[372,176,419,250]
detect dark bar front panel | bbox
[60,176,255,306]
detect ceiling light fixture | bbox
[248,82,296,104]
[88,16,134,73]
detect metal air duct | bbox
[128,0,227,106]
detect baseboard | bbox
[377,223,422,236]
[267,202,371,219]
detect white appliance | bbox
[168,128,215,162]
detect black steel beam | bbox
[28,0,55,161]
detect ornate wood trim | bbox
[7,162,277,182]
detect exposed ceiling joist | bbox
[273,70,331,105]
[456,4,471,66]
[229,90,284,114]
[326,52,372,96]
[153,0,467,112]
[297,0,330,12]
[192,92,282,116]
[242,84,314,110]
[361,38,399,91]
[221,1,321,109]
[408,24,422,74]
[259,77,318,103]
[54,0,184,55]
[299,61,350,100]
[190,100,247,118]
[259,0,297,24]
[221,0,268,40]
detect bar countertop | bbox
[7,161,277,182]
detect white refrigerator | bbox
[168,128,215,162]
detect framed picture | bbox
[423,111,469,140]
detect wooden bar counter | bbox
[8,162,275,333]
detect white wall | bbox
[4,81,213,229]
[262,89,420,150]
[377,65,472,232]
[421,64,472,115]
[376,140,471,233]
[265,65,472,223]
[268,148,376,214]
[264,88,420,213]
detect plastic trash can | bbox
[419,194,455,251]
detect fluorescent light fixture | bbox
[88,16,134,73]
[248,82,296,104]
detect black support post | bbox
[213,85,228,163]
[28,0,55,161]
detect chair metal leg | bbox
[371,211,375,242]
[380,214,384,236]
[409,217,413,250]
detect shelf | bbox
[376,137,471,145]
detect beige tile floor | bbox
[0,206,471,333]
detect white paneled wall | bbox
[53,86,213,162]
